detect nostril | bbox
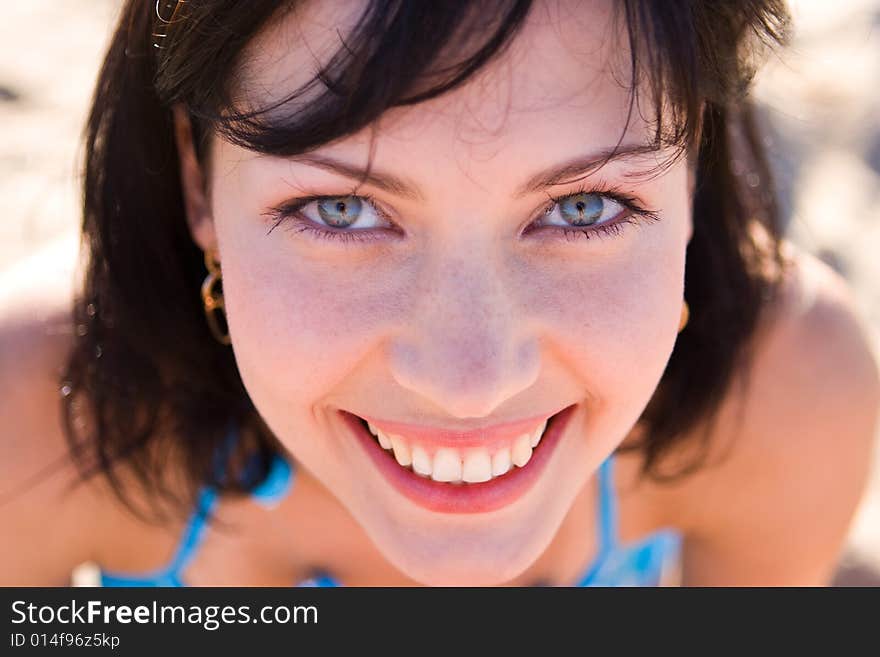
[386,333,541,421]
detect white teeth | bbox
[375,429,393,450]
[511,434,533,468]
[462,449,493,483]
[530,419,547,448]
[367,422,393,450]
[365,417,551,482]
[390,434,412,467]
[491,448,512,477]
[431,449,463,482]
[411,445,433,477]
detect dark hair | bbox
[62,0,791,519]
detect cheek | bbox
[215,224,398,420]
[520,225,686,428]
[228,271,389,402]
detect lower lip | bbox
[340,404,577,514]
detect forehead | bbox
[231,0,657,187]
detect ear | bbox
[172,104,216,252]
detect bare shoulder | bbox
[668,242,880,584]
[0,238,116,584]
[723,242,880,462]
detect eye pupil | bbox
[318,195,362,227]
[560,193,603,226]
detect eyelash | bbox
[263,193,393,245]
[263,184,661,246]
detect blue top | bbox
[99,424,682,587]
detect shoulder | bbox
[0,238,82,498]
[0,238,115,583]
[728,242,880,459]
[669,241,880,584]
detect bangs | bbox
[158,0,532,157]
[154,0,784,176]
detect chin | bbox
[388,547,538,587]
[355,505,565,587]
[342,457,593,586]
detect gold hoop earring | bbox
[201,248,231,345]
[678,300,690,333]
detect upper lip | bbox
[350,407,566,450]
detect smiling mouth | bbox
[353,412,558,485]
[340,404,577,514]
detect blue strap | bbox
[250,455,295,508]
[297,573,339,587]
[99,569,184,587]
[575,454,687,586]
[165,423,298,572]
[573,453,617,586]
[164,486,219,576]
[99,421,298,587]
[101,422,236,586]
[159,420,241,574]
[98,484,218,587]
[597,453,618,552]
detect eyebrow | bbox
[514,142,662,197]
[289,154,424,201]
[289,142,661,201]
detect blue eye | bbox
[559,193,604,225]
[293,194,389,231]
[543,192,625,228]
[317,196,363,227]
[264,193,394,245]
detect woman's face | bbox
[187,0,692,585]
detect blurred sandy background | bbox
[1,1,878,584]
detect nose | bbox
[386,249,540,419]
